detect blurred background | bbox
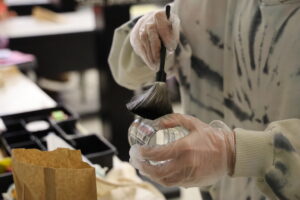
[0,0,175,161]
[0,1,201,199]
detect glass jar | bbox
[128,117,189,147]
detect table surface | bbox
[0,66,56,116]
[0,6,96,38]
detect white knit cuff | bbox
[232,128,273,177]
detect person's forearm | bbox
[233,119,300,199]
[108,20,156,90]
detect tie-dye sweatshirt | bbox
[108,0,300,199]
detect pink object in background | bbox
[0,49,35,67]
[0,37,9,48]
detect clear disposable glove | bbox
[129,114,236,187]
[130,8,180,71]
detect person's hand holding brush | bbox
[130,7,180,71]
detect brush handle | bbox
[156,5,171,82]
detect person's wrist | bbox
[208,120,235,176]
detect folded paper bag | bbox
[12,148,97,200]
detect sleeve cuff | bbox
[232,128,273,177]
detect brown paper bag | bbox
[12,148,97,200]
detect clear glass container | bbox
[128,118,230,165]
[128,117,189,147]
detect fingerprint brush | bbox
[126,5,173,120]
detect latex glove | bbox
[130,8,180,71]
[129,114,236,187]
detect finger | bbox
[130,16,149,61]
[159,170,187,187]
[130,13,156,69]
[154,11,177,51]
[146,23,161,66]
[139,25,154,66]
[155,113,207,131]
[139,136,190,161]
[151,155,195,186]
[169,14,180,51]
[141,160,180,180]
[129,144,145,161]
[160,163,203,187]
[131,156,181,180]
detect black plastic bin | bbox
[0,172,13,195]
[71,134,117,169]
[0,105,78,131]
[0,105,118,197]
[3,131,31,145]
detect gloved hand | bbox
[130,8,180,71]
[129,114,236,187]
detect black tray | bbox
[1,132,117,169]
[0,105,77,155]
[0,127,61,156]
[0,105,118,196]
[71,134,117,169]
[0,105,78,132]
[0,172,13,195]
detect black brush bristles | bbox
[126,82,173,120]
[126,5,172,119]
